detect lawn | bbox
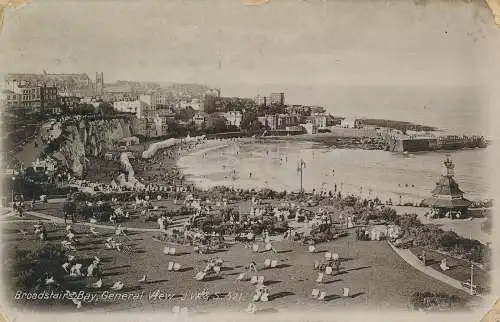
[2,220,475,313]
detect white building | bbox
[223,111,242,128]
[190,98,203,111]
[340,118,363,129]
[113,99,150,118]
[311,113,327,129]
[192,112,207,126]
[301,122,317,135]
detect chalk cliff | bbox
[55,118,133,177]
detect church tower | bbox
[95,72,104,96]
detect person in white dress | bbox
[157,216,165,232]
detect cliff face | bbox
[56,118,133,177]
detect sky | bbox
[0,0,499,134]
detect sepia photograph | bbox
[0,0,498,321]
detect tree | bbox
[380,207,397,223]
[98,102,115,117]
[205,114,228,133]
[175,106,196,122]
[240,110,265,135]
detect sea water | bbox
[177,140,491,204]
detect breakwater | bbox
[384,134,487,153]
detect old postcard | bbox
[0,0,498,321]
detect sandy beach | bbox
[177,140,491,205]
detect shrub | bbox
[8,244,66,293]
[409,291,464,311]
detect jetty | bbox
[383,133,487,153]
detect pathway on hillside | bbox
[387,241,475,295]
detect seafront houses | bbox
[301,121,318,134]
[3,80,59,114]
[340,118,363,129]
[223,111,242,128]
[308,113,327,129]
[258,115,279,130]
[193,112,208,127]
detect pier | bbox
[383,133,487,153]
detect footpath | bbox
[387,241,475,295]
[0,208,187,234]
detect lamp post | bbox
[297,159,306,194]
[11,176,16,204]
[469,262,474,296]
